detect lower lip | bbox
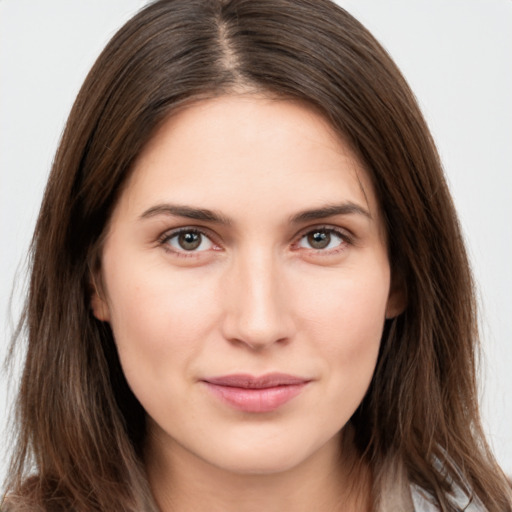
[203,382,308,413]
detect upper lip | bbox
[203,373,310,389]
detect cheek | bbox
[102,269,223,428]
[295,262,389,378]
[102,255,221,386]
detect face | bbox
[92,95,403,476]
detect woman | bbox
[3,0,511,510]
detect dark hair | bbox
[4,0,512,510]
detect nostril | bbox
[226,326,290,350]
[235,335,290,351]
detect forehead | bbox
[118,94,380,225]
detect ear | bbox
[385,273,407,319]
[90,276,111,322]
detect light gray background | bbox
[1,0,511,484]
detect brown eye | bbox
[178,231,201,250]
[297,228,347,252]
[307,231,331,249]
[165,230,215,253]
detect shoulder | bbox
[411,484,486,512]
[410,487,439,512]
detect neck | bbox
[144,425,372,512]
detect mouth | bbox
[201,373,311,413]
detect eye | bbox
[296,228,348,251]
[163,229,215,253]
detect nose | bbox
[221,249,294,350]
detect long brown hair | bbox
[4,0,511,510]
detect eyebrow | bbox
[139,204,232,225]
[289,202,372,223]
[139,201,371,225]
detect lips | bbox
[202,373,310,413]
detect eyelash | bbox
[157,227,220,258]
[292,226,353,255]
[157,225,353,257]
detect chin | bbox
[200,429,341,477]
[209,450,307,476]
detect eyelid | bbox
[291,225,354,252]
[157,226,222,256]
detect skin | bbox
[92,94,404,511]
